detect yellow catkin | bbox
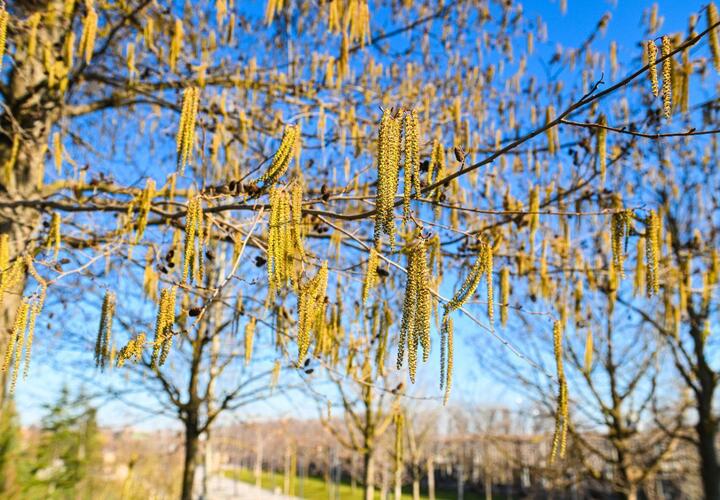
[583,328,593,373]
[117,333,146,367]
[0,6,8,70]
[169,18,183,72]
[709,3,720,72]
[661,35,672,120]
[549,320,569,463]
[135,179,155,243]
[0,234,8,272]
[442,316,454,405]
[597,114,607,185]
[267,189,295,292]
[402,110,420,223]
[290,182,304,258]
[646,210,661,296]
[296,262,328,363]
[78,2,98,64]
[258,125,298,186]
[362,247,379,305]
[176,86,200,172]
[95,290,116,370]
[647,40,659,97]
[182,196,203,283]
[52,132,63,174]
[374,109,402,249]
[244,317,256,366]
[23,299,42,380]
[397,240,431,382]
[47,213,61,259]
[151,287,177,367]
[270,359,281,390]
[27,13,41,59]
[500,266,510,327]
[545,106,557,155]
[485,242,494,324]
[611,210,631,279]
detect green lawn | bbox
[224,468,486,500]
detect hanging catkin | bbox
[374,109,402,250]
[549,320,569,463]
[78,1,98,64]
[597,114,607,185]
[259,125,298,186]
[646,210,661,296]
[362,247,380,305]
[176,86,200,172]
[402,110,420,223]
[661,35,672,120]
[95,290,116,371]
[0,5,8,70]
[708,3,720,72]
[397,240,431,383]
[151,287,177,368]
[296,262,328,363]
[647,40,659,97]
[500,266,510,327]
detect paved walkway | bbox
[204,475,300,500]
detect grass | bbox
[224,468,486,500]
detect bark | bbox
[697,391,720,500]
[363,452,375,500]
[427,456,435,500]
[181,418,201,500]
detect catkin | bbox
[169,18,183,72]
[135,179,155,243]
[152,287,177,367]
[23,299,42,380]
[117,332,146,367]
[500,266,510,327]
[597,114,607,185]
[402,110,420,223]
[397,240,431,382]
[267,188,298,292]
[485,242,494,324]
[374,109,402,250]
[296,262,328,363]
[647,40,659,97]
[95,290,116,370]
[244,317,256,366]
[442,316,454,405]
[182,195,204,284]
[47,213,61,259]
[176,86,200,172]
[611,210,631,279]
[362,247,380,305]
[646,210,661,296]
[270,359,281,390]
[259,125,298,186]
[661,35,672,120]
[583,328,593,373]
[709,3,720,72]
[78,2,98,64]
[0,6,8,70]
[549,320,569,463]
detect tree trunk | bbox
[181,421,201,500]
[363,451,375,500]
[427,456,435,500]
[412,477,420,500]
[697,403,720,500]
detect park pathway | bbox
[203,474,301,500]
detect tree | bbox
[2,1,720,498]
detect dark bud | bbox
[376,267,389,277]
[159,265,169,274]
[420,159,430,172]
[59,258,71,265]
[454,146,465,163]
[304,358,311,367]
[188,307,202,317]
[304,368,314,374]
[255,255,266,267]
[206,250,215,261]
